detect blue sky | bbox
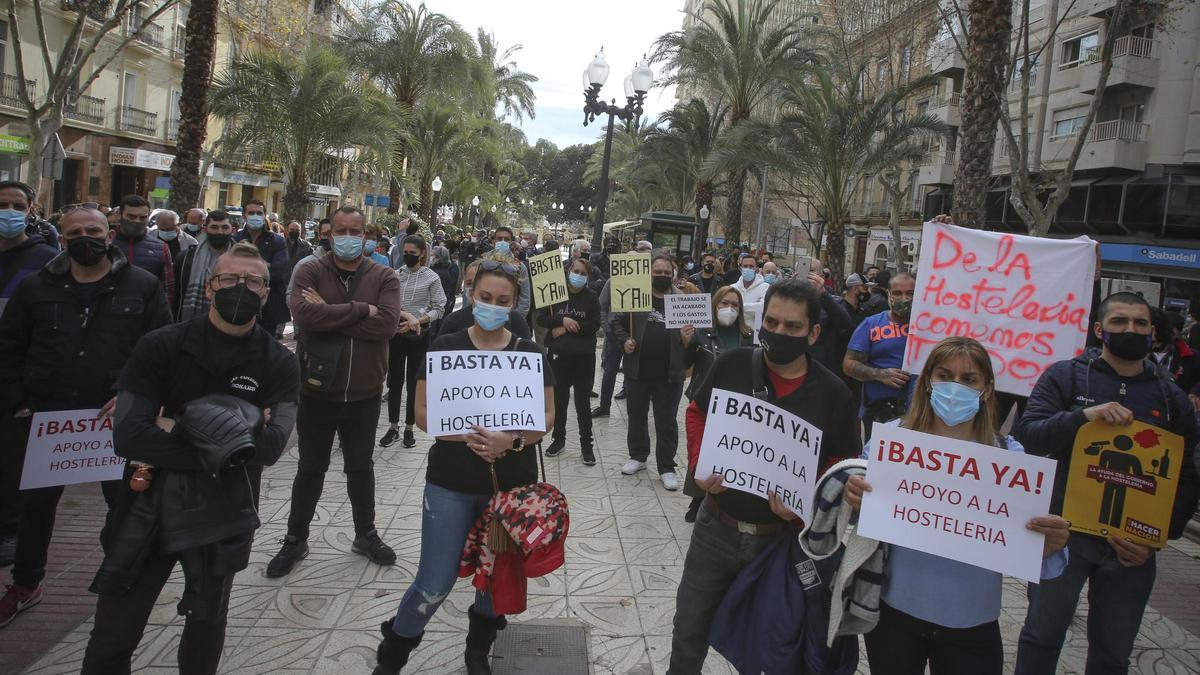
[423,0,683,148]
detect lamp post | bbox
[583,48,653,249]
[698,204,710,256]
[430,175,442,225]
[471,195,480,230]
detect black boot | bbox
[464,606,507,675]
[373,619,423,675]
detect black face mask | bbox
[758,328,812,365]
[208,233,231,250]
[287,232,300,242]
[702,263,715,274]
[212,284,262,326]
[120,218,147,238]
[319,238,332,252]
[857,292,870,303]
[67,236,108,267]
[1103,330,1153,362]
[652,275,673,292]
[403,253,421,268]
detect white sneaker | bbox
[660,471,681,491]
[621,459,647,475]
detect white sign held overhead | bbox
[20,410,126,490]
[424,350,546,438]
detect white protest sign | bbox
[695,388,823,518]
[20,410,125,489]
[425,350,546,438]
[664,293,713,329]
[858,425,1058,583]
[903,222,1096,397]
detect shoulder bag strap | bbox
[750,347,769,400]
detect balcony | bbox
[119,104,158,136]
[1079,36,1159,94]
[166,117,180,141]
[927,37,965,78]
[917,150,956,186]
[64,93,105,125]
[1045,120,1149,172]
[0,74,35,109]
[60,0,109,23]
[1082,0,1119,18]
[929,91,961,127]
[126,20,165,50]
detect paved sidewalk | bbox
[10,354,1200,674]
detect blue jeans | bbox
[391,483,496,637]
[1014,533,1156,675]
[626,377,685,474]
[598,327,623,408]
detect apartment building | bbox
[0,0,355,218]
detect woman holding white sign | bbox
[372,252,555,675]
[844,337,1071,675]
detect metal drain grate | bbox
[491,620,591,674]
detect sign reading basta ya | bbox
[424,350,546,438]
[21,410,125,490]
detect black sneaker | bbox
[379,428,400,447]
[545,439,566,457]
[353,529,396,566]
[266,535,309,578]
[0,535,14,567]
[590,391,599,398]
[614,389,626,400]
[581,446,596,466]
[684,498,702,523]
[590,406,610,418]
[402,429,417,448]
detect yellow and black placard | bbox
[1063,419,1182,548]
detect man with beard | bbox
[112,195,174,302]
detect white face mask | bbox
[717,307,739,327]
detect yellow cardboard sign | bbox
[527,250,569,309]
[1063,419,1182,548]
[610,252,652,312]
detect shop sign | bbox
[212,166,269,187]
[869,228,923,242]
[0,135,31,155]
[1100,243,1200,271]
[376,196,390,208]
[110,146,174,171]
[307,183,341,197]
[364,194,375,206]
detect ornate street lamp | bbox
[698,204,711,255]
[471,195,480,229]
[583,48,653,248]
[430,175,442,224]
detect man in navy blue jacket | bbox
[235,199,289,337]
[1014,291,1200,675]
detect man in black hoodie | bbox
[1014,291,1200,675]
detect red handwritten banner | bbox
[904,223,1096,397]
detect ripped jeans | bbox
[391,482,496,637]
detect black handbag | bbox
[299,331,344,391]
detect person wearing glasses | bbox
[372,250,554,675]
[0,204,171,629]
[79,242,299,673]
[173,210,236,322]
[268,206,402,578]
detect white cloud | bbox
[422,0,682,147]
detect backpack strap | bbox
[750,348,769,400]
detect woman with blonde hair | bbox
[845,336,1071,675]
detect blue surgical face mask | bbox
[363,240,377,256]
[333,235,364,261]
[929,380,983,427]
[0,209,26,238]
[472,299,509,331]
[183,222,201,234]
[741,268,757,283]
[461,287,473,307]
[494,240,511,255]
[568,272,587,289]
[763,273,777,284]
[246,214,265,230]
[157,228,179,241]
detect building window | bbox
[0,21,7,73]
[1051,106,1089,139]
[876,58,888,90]
[900,45,912,81]
[218,182,230,208]
[1061,32,1099,68]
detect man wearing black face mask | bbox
[80,242,298,673]
[1014,291,1200,675]
[112,194,174,306]
[837,273,872,328]
[688,252,722,296]
[669,279,859,673]
[174,210,235,322]
[0,206,170,629]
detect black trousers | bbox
[387,334,429,425]
[864,602,1003,675]
[287,393,380,541]
[12,479,122,587]
[0,414,28,537]
[625,377,684,474]
[551,352,595,447]
[82,551,234,675]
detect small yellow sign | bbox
[1063,419,1182,548]
[528,250,568,309]
[610,252,652,313]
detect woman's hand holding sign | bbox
[1026,516,1070,558]
[466,424,511,463]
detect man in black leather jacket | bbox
[80,243,298,675]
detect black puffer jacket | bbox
[0,246,171,415]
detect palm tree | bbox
[711,67,946,282]
[653,0,817,244]
[954,0,1013,228]
[209,46,398,221]
[168,0,219,213]
[474,30,538,122]
[407,104,469,214]
[338,1,472,212]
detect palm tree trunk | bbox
[954,0,1012,229]
[825,218,847,286]
[725,169,747,244]
[169,0,219,213]
[283,167,310,223]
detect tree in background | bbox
[209,46,397,221]
[473,29,537,123]
[169,0,219,213]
